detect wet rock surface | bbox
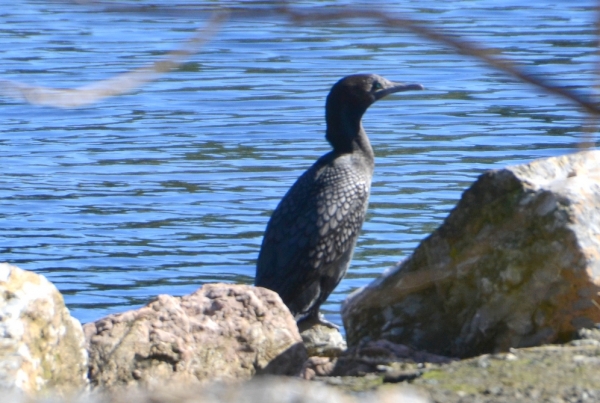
[84,284,307,389]
[343,151,600,357]
[0,263,88,394]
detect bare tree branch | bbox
[74,3,600,114]
[0,12,226,108]
[2,2,597,118]
[279,6,600,116]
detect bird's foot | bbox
[297,312,339,332]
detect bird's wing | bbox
[255,156,370,305]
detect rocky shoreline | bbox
[2,151,600,402]
[313,334,600,402]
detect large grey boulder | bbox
[0,263,88,394]
[84,284,307,389]
[342,150,600,357]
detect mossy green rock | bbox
[413,342,600,402]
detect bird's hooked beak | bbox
[375,81,424,100]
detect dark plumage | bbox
[255,74,423,327]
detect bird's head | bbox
[326,74,423,118]
[325,74,423,152]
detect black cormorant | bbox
[255,74,424,327]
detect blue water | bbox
[0,1,595,327]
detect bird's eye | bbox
[372,81,383,91]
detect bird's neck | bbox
[325,106,375,160]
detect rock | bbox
[5,343,600,403]
[334,339,454,377]
[0,377,431,403]
[305,342,600,402]
[84,284,307,389]
[574,327,600,345]
[301,356,337,379]
[302,339,452,380]
[300,324,347,357]
[412,343,600,403]
[332,340,453,379]
[342,151,600,357]
[0,263,88,394]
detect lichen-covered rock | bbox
[0,263,88,394]
[342,151,600,357]
[84,284,307,389]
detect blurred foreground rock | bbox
[84,284,306,389]
[0,263,88,394]
[5,339,599,403]
[343,150,600,357]
[1,377,430,403]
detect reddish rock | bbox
[343,151,600,357]
[84,284,306,389]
